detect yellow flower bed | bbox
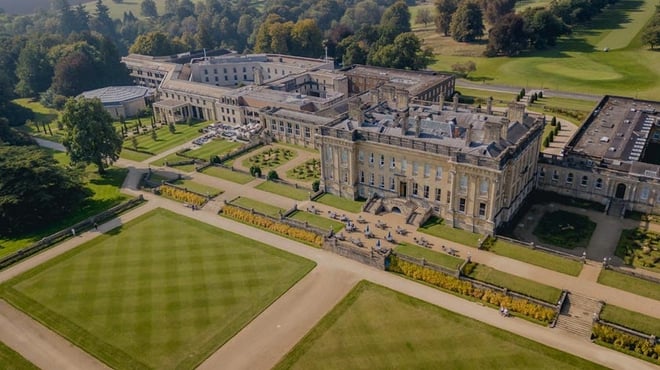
[159,184,206,206]
[389,256,556,323]
[593,324,660,362]
[221,204,324,247]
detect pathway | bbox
[455,79,601,102]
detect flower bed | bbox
[389,256,556,324]
[158,184,207,207]
[221,205,323,247]
[592,324,660,364]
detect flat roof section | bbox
[79,86,151,104]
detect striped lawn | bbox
[275,281,606,370]
[1,209,314,370]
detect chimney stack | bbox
[483,120,502,144]
[396,89,409,111]
[415,115,422,137]
[438,93,445,110]
[500,118,509,141]
[348,98,364,123]
[465,123,473,146]
[453,94,459,112]
[507,102,526,123]
[486,96,493,115]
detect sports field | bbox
[414,0,659,99]
[0,209,315,370]
[275,281,606,370]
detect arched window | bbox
[566,173,574,183]
[581,175,588,186]
[595,178,603,189]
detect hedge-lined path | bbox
[541,117,578,157]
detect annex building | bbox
[538,96,660,216]
[79,86,152,119]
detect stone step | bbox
[566,294,602,317]
[555,315,594,339]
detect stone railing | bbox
[394,253,460,277]
[323,238,388,270]
[595,319,658,345]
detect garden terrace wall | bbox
[591,323,660,364]
[605,265,660,285]
[323,238,388,270]
[493,235,583,262]
[596,320,659,344]
[394,253,460,277]
[158,183,211,207]
[217,141,262,164]
[0,196,145,270]
[223,202,331,238]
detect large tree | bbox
[129,31,185,56]
[0,144,88,236]
[378,0,411,44]
[434,0,458,36]
[61,98,123,174]
[15,41,53,98]
[140,0,158,18]
[485,13,527,57]
[367,32,432,70]
[450,0,484,42]
[522,8,568,49]
[480,0,516,25]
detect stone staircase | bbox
[607,199,625,218]
[554,293,603,339]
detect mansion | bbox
[122,51,659,234]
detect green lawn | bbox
[230,197,285,217]
[598,269,660,301]
[151,153,197,172]
[0,341,38,370]
[201,166,255,184]
[256,181,310,201]
[0,152,129,257]
[418,216,483,247]
[314,193,364,214]
[185,139,241,160]
[420,0,660,99]
[120,121,209,160]
[487,239,583,276]
[615,228,660,273]
[169,178,222,197]
[533,210,596,249]
[600,304,660,337]
[455,87,517,107]
[275,281,606,370]
[288,211,344,232]
[13,98,64,142]
[466,264,563,304]
[0,209,315,370]
[395,243,464,270]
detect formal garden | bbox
[120,121,210,162]
[275,281,606,370]
[242,147,296,170]
[532,210,596,249]
[615,228,660,273]
[0,209,315,370]
[285,158,320,182]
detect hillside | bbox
[0,0,88,15]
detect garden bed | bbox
[242,147,296,169]
[533,210,595,249]
[285,158,320,182]
[615,228,660,273]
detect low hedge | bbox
[592,324,660,364]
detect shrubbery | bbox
[389,256,556,323]
[221,204,324,247]
[592,324,660,363]
[158,184,206,206]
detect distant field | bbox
[414,0,660,99]
[0,0,87,15]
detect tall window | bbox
[435,188,441,201]
[581,175,588,186]
[423,185,430,198]
[401,159,407,172]
[479,203,486,217]
[552,170,559,181]
[360,171,365,183]
[295,124,300,136]
[412,183,419,196]
[391,157,396,168]
[459,175,468,191]
[424,164,430,178]
[304,127,311,138]
[480,180,489,195]
[390,177,395,190]
[446,191,451,204]
[380,176,385,188]
[358,150,364,162]
[286,122,292,134]
[539,167,545,178]
[436,166,443,179]
[412,162,419,175]
[369,153,374,164]
[640,187,650,200]
[369,173,374,186]
[595,178,603,189]
[459,198,466,213]
[566,173,574,183]
[380,154,385,167]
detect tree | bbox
[129,31,184,56]
[151,128,157,141]
[290,19,323,58]
[250,165,262,177]
[368,32,432,70]
[522,8,568,49]
[91,0,116,39]
[0,145,88,236]
[15,42,53,98]
[642,25,660,49]
[434,0,458,36]
[51,51,97,96]
[451,61,477,77]
[164,0,178,15]
[415,8,433,27]
[61,98,123,174]
[485,13,527,57]
[480,0,516,25]
[140,0,158,18]
[450,0,484,42]
[378,1,411,44]
[131,136,138,150]
[267,169,279,180]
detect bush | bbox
[267,170,279,180]
[250,165,262,177]
[312,179,320,192]
[158,184,206,206]
[221,205,324,246]
[389,256,556,323]
[550,116,557,126]
[592,324,660,363]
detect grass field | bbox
[255,181,310,201]
[466,264,563,304]
[151,153,197,172]
[12,99,64,142]
[120,121,209,161]
[0,341,38,370]
[201,166,255,184]
[314,193,364,213]
[0,152,129,257]
[418,216,483,247]
[395,243,464,270]
[0,209,315,370]
[597,269,660,301]
[168,178,222,197]
[185,139,241,160]
[275,281,606,370]
[600,304,660,337]
[288,211,344,232]
[486,239,583,276]
[413,0,660,99]
[230,196,285,217]
[533,210,596,249]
